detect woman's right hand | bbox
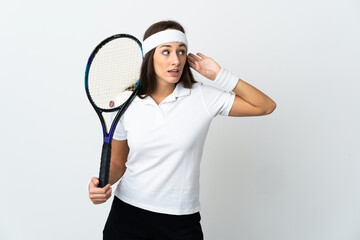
[88,177,112,204]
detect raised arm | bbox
[187,52,276,117]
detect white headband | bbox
[142,29,188,55]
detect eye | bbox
[162,50,170,55]
[179,49,186,55]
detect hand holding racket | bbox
[85,34,143,188]
[88,177,112,204]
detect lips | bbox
[168,69,180,77]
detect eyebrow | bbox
[159,43,186,48]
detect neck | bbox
[152,81,176,98]
[150,80,176,105]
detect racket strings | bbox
[88,38,142,110]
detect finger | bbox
[98,184,111,193]
[88,177,98,191]
[188,53,202,61]
[105,188,112,199]
[90,188,112,201]
[89,194,106,200]
[89,184,111,194]
[187,61,195,70]
[90,193,109,200]
[187,60,200,71]
[92,199,106,204]
[187,57,196,67]
[187,53,196,61]
[91,177,99,186]
[187,53,196,58]
[89,190,111,200]
[187,55,202,69]
[196,52,207,59]
[187,55,196,65]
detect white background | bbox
[1,0,359,239]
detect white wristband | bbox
[213,68,239,92]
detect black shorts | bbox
[103,196,204,240]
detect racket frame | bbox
[84,34,143,187]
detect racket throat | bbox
[104,136,112,144]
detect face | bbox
[153,42,187,86]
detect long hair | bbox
[137,20,196,99]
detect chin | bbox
[172,78,181,83]
[166,77,181,84]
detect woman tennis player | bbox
[88,20,276,240]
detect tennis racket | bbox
[85,34,143,188]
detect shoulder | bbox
[191,81,223,91]
[187,82,227,99]
[191,82,202,88]
[188,82,203,93]
[194,81,226,96]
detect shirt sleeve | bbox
[112,112,127,140]
[200,82,236,118]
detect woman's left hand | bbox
[187,53,222,80]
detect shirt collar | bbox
[135,82,191,105]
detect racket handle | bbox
[98,143,112,188]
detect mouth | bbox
[168,69,180,76]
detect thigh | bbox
[103,196,152,240]
[153,212,204,240]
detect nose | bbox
[171,52,180,66]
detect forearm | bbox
[108,139,129,185]
[232,79,276,112]
[109,162,126,185]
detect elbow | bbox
[263,102,277,115]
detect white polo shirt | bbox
[113,82,235,215]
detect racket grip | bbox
[98,143,112,188]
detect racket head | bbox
[85,34,143,113]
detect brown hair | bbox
[137,20,196,98]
